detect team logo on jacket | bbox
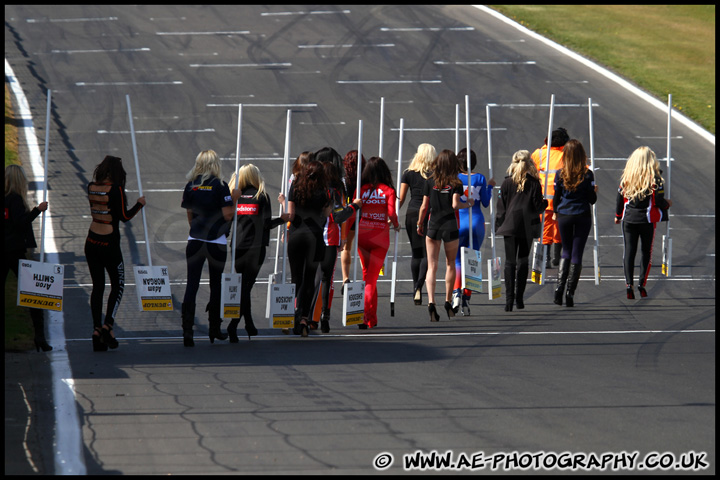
[361,188,386,204]
[237,204,259,215]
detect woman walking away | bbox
[84,156,146,350]
[398,143,435,306]
[552,139,598,307]
[453,148,495,314]
[287,160,331,337]
[417,150,473,321]
[181,150,239,346]
[495,150,547,311]
[227,164,289,342]
[355,156,400,329]
[315,147,362,333]
[340,150,365,293]
[4,164,52,352]
[615,146,672,299]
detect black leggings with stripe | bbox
[85,234,125,329]
[622,222,656,287]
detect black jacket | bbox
[4,192,41,253]
[495,174,547,238]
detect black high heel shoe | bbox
[428,303,440,322]
[34,338,52,352]
[413,288,422,306]
[320,310,330,333]
[444,301,456,319]
[638,285,648,298]
[100,325,119,349]
[245,318,258,339]
[626,285,635,300]
[92,327,108,352]
[227,318,240,343]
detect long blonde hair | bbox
[5,164,30,210]
[619,146,662,202]
[406,143,435,179]
[507,150,539,192]
[186,149,222,184]
[228,164,266,199]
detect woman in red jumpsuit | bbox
[355,157,400,329]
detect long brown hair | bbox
[559,139,587,192]
[292,160,328,207]
[431,149,462,189]
[94,155,127,187]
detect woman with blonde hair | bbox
[615,146,672,299]
[180,150,239,346]
[4,164,51,351]
[398,143,435,305]
[552,139,597,307]
[495,150,547,311]
[417,149,473,321]
[226,164,288,342]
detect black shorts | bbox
[427,226,458,243]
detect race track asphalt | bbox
[5,5,715,475]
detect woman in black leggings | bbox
[180,150,239,346]
[84,156,145,350]
[313,148,362,333]
[398,143,435,305]
[287,159,331,337]
[495,150,547,311]
[552,139,597,307]
[615,146,672,299]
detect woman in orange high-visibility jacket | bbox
[531,127,569,267]
[354,157,399,329]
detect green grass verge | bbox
[490,5,715,134]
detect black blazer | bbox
[495,174,547,238]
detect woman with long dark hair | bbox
[314,147,362,333]
[84,155,145,350]
[417,150,473,321]
[552,139,597,307]
[340,150,365,292]
[287,159,331,337]
[355,156,399,329]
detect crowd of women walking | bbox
[4,129,671,351]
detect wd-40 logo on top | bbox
[461,185,482,203]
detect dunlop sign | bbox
[221,273,242,318]
[267,282,295,329]
[462,247,483,293]
[342,281,365,326]
[134,266,173,311]
[17,260,64,311]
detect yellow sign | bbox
[223,305,240,317]
[140,298,173,311]
[272,315,294,329]
[345,312,364,326]
[18,293,62,311]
